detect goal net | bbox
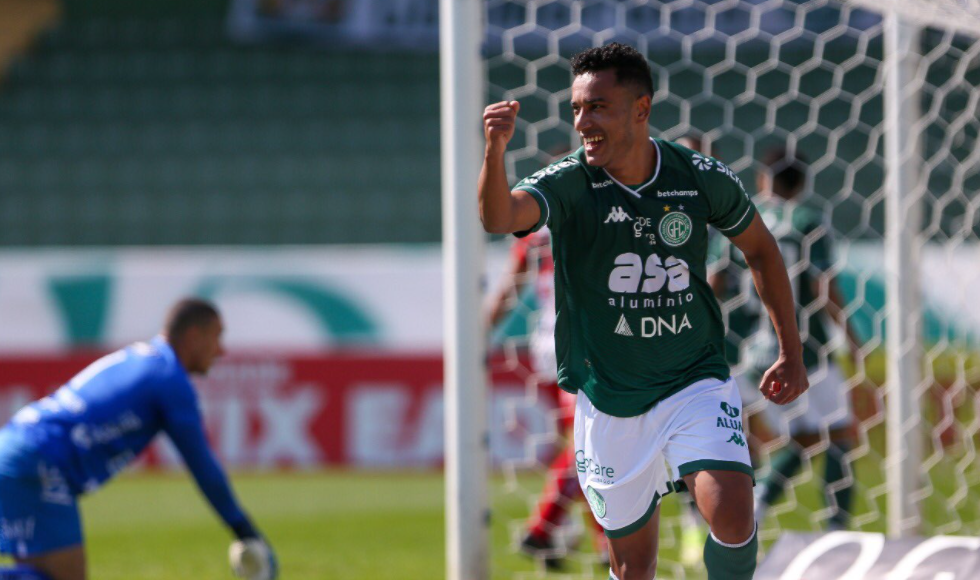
[483,0,980,577]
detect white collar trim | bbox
[601,138,661,199]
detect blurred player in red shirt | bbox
[487,226,607,570]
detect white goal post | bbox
[441,1,489,579]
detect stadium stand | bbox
[0,0,441,245]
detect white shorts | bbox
[573,377,754,538]
[763,363,854,436]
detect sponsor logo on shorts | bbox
[720,402,740,418]
[576,450,616,482]
[659,212,692,247]
[716,403,744,432]
[0,517,35,542]
[726,432,746,447]
[586,486,607,518]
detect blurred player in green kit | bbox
[714,146,861,530]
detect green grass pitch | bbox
[2,439,976,580]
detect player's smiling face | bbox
[571,69,649,168]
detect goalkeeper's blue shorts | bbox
[0,445,82,557]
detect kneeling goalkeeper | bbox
[0,298,276,580]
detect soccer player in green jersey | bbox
[479,43,807,580]
[736,147,861,530]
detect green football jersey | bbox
[514,138,757,418]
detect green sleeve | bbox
[512,156,584,236]
[702,158,757,238]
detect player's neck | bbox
[604,138,656,186]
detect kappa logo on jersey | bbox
[660,212,693,246]
[692,153,713,171]
[614,314,634,337]
[604,206,633,223]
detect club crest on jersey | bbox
[604,206,633,223]
[659,212,692,246]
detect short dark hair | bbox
[164,298,220,340]
[570,43,654,97]
[761,146,808,194]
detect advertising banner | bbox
[0,244,974,355]
[0,352,559,469]
[757,531,980,579]
[0,246,509,353]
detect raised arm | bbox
[729,213,809,404]
[479,101,541,234]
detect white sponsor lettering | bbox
[640,314,693,337]
[523,158,579,185]
[608,253,690,293]
[256,387,323,466]
[592,180,613,188]
[347,385,551,467]
[71,411,143,450]
[151,386,327,469]
[715,160,747,192]
[0,517,35,541]
[657,190,698,197]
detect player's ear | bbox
[635,94,651,123]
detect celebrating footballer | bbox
[479,43,807,580]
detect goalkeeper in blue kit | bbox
[0,298,277,580]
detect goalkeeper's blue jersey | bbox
[0,336,251,532]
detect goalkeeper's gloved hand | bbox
[229,522,278,580]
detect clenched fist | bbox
[759,353,809,405]
[483,101,520,153]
